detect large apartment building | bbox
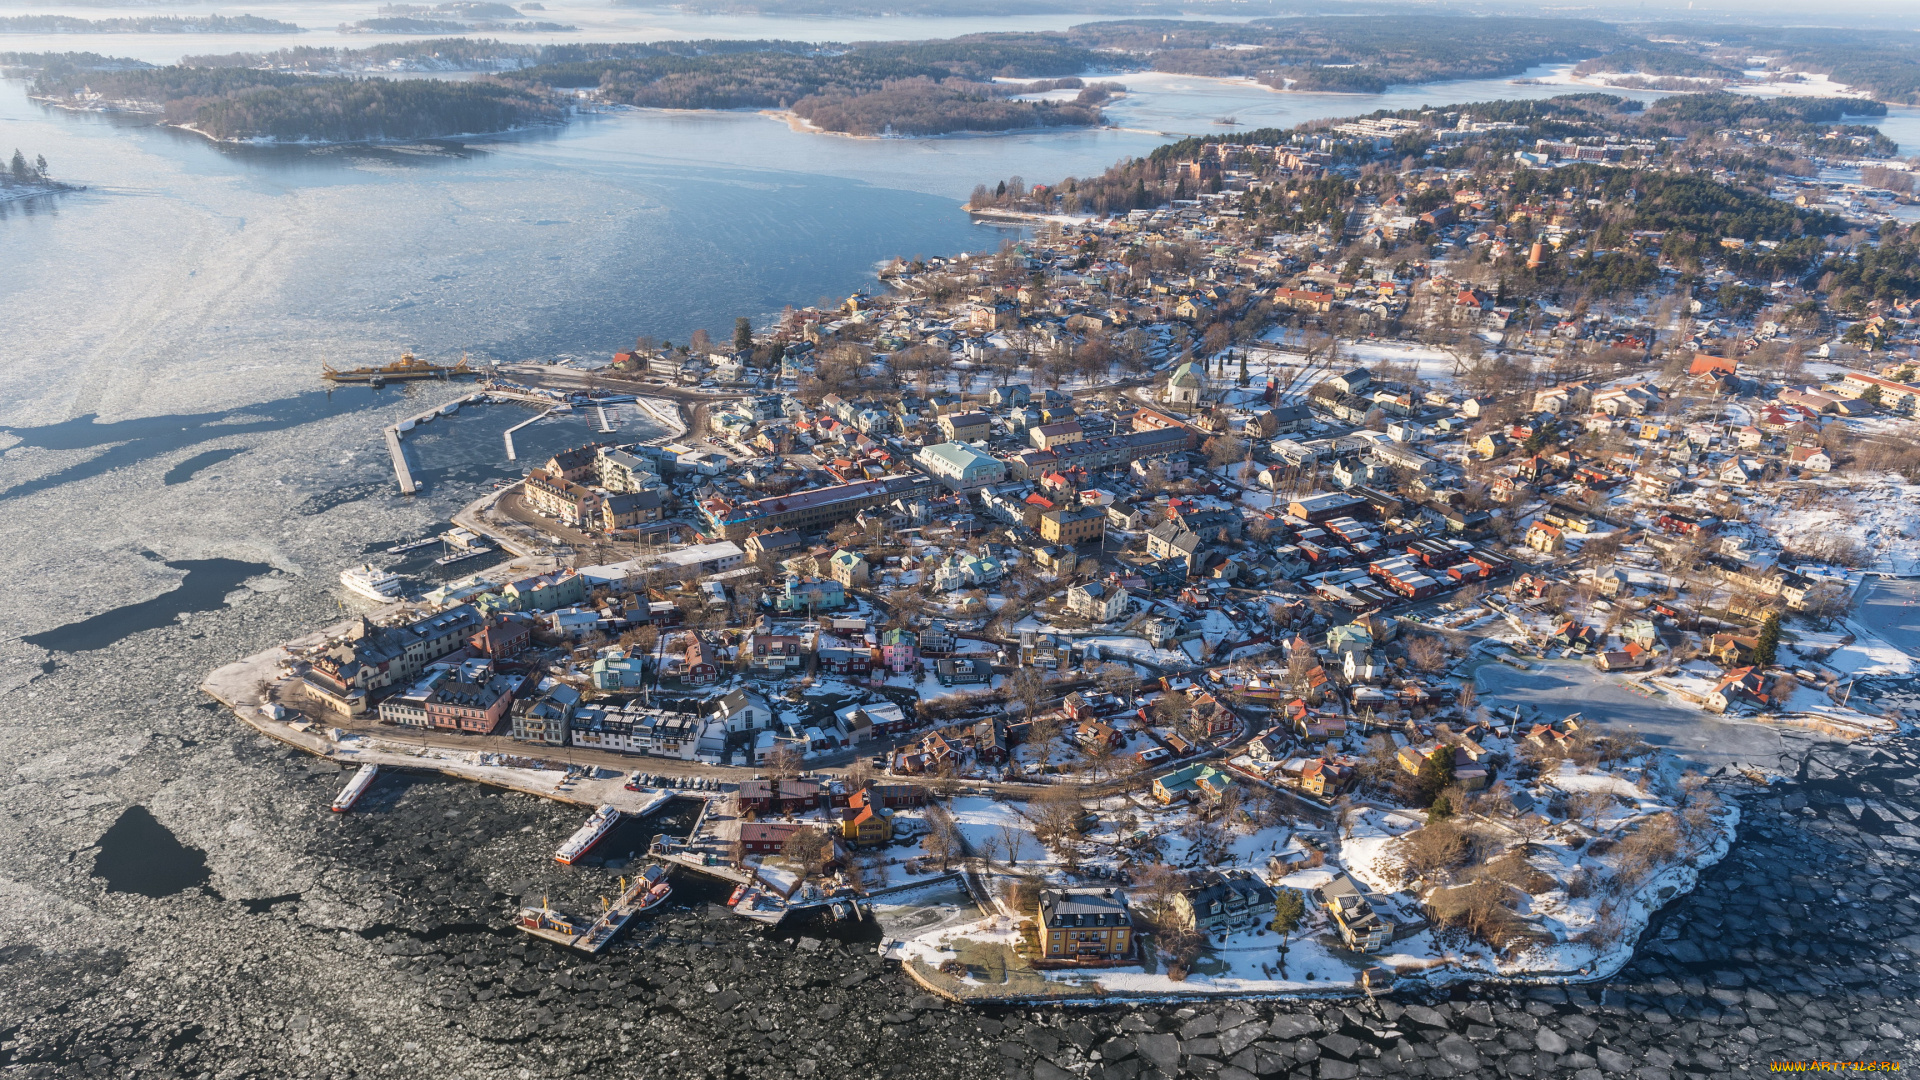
[699,474,937,541]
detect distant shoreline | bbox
[0,181,77,203]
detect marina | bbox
[502,407,559,462]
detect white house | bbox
[1067,580,1129,623]
[714,688,773,733]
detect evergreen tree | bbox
[1270,888,1306,973]
[734,316,752,354]
[1238,351,1249,387]
[1417,746,1454,805]
[1427,794,1454,821]
[9,149,27,183]
[1754,611,1781,666]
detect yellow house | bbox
[1037,890,1134,961]
[1040,505,1106,545]
[839,793,892,848]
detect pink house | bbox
[880,628,918,674]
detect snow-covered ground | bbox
[1752,478,1920,576]
[889,712,1745,1003]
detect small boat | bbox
[440,402,460,416]
[433,549,488,567]
[729,888,788,925]
[631,863,673,914]
[554,804,621,865]
[340,564,405,602]
[331,764,379,812]
[514,902,590,944]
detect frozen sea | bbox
[4,14,1920,1073]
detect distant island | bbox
[1067,16,1627,94]
[7,12,1920,145]
[656,0,1301,15]
[180,38,547,74]
[341,0,576,34]
[494,34,1100,136]
[0,149,77,202]
[0,14,303,35]
[10,55,562,144]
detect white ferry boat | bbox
[339,564,405,602]
[331,764,379,812]
[553,804,621,865]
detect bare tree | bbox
[922,802,962,871]
[1389,820,1470,886]
[766,743,804,782]
[1406,634,1450,673]
[1096,661,1140,705]
[781,827,831,880]
[1000,823,1026,867]
[1566,791,1615,833]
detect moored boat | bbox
[323,352,475,384]
[515,902,590,945]
[554,804,620,864]
[331,763,379,812]
[632,863,672,913]
[339,564,405,602]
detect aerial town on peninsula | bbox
[205,89,1920,1007]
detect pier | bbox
[502,407,557,462]
[516,865,673,953]
[382,393,485,495]
[384,427,416,495]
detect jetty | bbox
[381,392,484,495]
[502,406,557,462]
[384,427,416,495]
[514,864,673,953]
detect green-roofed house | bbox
[912,441,1007,493]
[1152,762,1234,805]
[827,549,869,588]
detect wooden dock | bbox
[515,866,671,953]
